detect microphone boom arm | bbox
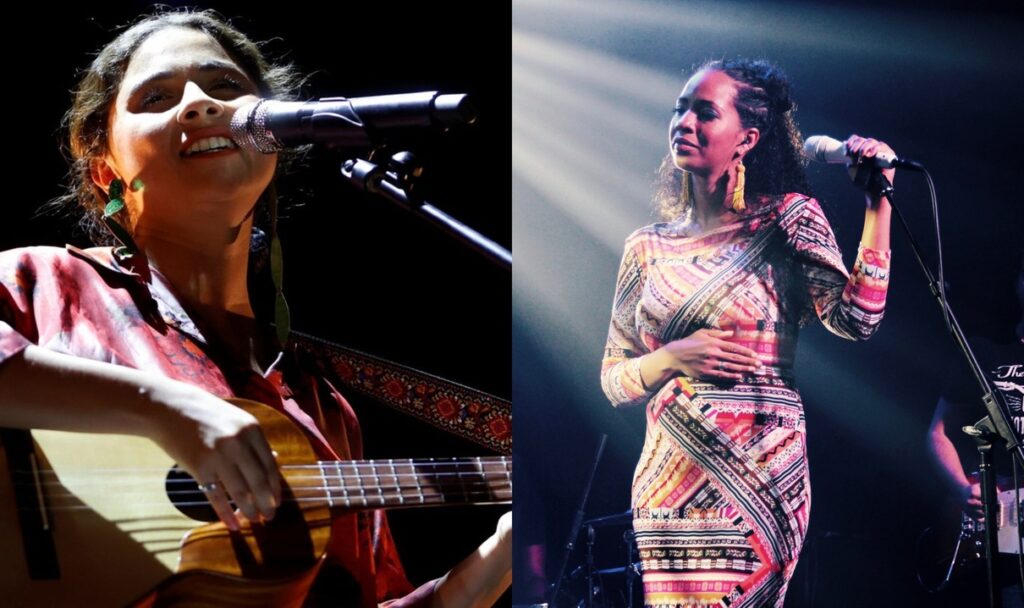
[340,155,511,271]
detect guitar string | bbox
[21,465,512,476]
[17,482,513,512]
[25,481,512,499]
[25,465,513,478]
[14,477,512,493]
[12,472,516,487]
[16,458,511,477]
[23,479,512,496]
[17,482,514,500]
[15,470,512,489]
[17,499,514,513]
[33,480,511,498]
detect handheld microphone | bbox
[230,91,476,153]
[803,135,923,171]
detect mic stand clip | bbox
[340,151,511,270]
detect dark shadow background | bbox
[513,1,1023,606]
[4,1,509,602]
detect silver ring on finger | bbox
[197,481,220,493]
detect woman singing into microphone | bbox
[600,58,894,607]
[0,9,509,607]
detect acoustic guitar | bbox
[0,398,511,606]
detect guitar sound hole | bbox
[165,466,219,522]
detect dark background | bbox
[4,1,509,600]
[514,1,1022,606]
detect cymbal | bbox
[595,563,642,576]
[583,509,632,528]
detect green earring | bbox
[102,178,142,260]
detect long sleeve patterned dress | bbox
[600,193,890,608]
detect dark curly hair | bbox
[654,58,812,221]
[46,7,308,250]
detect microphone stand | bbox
[340,153,511,271]
[549,434,607,607]
[623,529,638,608]
[585,524,595,608]
[872,168,1023,608]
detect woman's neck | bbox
[689,170,734,230]
[140,223,283,374]
[136,215,256,323]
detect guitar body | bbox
[994,488,1022,555]
[0,399,331,607]
[915,487,1022,594]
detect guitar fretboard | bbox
[301,456,511,511]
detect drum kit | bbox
[542,509,643,608]
[517,437,644,608]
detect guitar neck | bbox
[307,456,512,512]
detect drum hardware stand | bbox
[623,529,638,608]
[585,524,596,608]
[549,434,607,607]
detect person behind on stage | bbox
[927,259,1024,608]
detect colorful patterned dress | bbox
[600,193,890,608]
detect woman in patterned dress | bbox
[600,59,894,607]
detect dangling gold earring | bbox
[731,160,746,213]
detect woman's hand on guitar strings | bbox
[148,380,282,530]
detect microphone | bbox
[803,135,923,170]
[230,91,476,153]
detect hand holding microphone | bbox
[804,134,922,201]
[803,134,921,170]
[844,134,897,196]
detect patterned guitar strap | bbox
[290,330,511,455]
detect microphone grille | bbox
[803,135,845,163]
[230,100,280,154]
